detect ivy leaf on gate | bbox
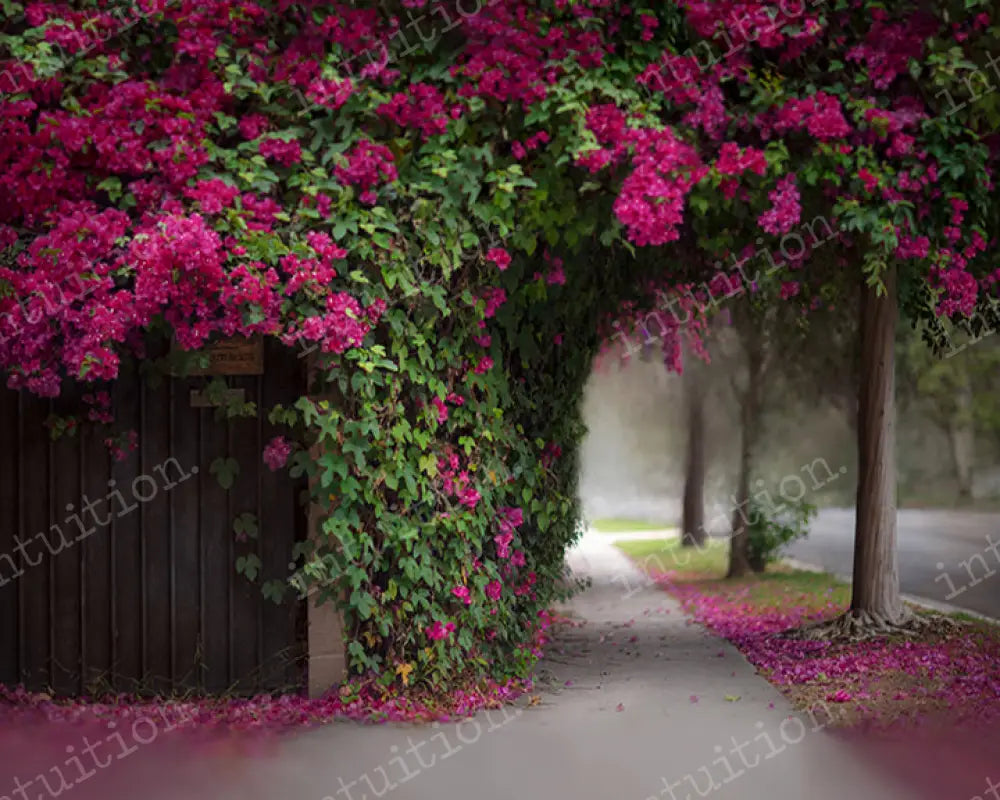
[210,457,240,490]
[235,554,261,581]
[233,511,259,541]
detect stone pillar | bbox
[305,357,348,698]
[306,488,348,698]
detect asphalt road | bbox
[787,507,1000,620]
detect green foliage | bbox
[209,457,240,491]
[746,498,816,573]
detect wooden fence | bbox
[0,341,308,695]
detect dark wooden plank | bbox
[19,392,51,690]
[259,344,305,690]
[229,375,261,691]
[0,390,21,684]
[141,367,173,694]
[50,390,83,695]
[170,372,201,689]
[80,407,113,694]
[199,389,232,693]
[110,367,143,690]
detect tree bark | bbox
[850,265,906,623]
[727,328,763,578]
[681,363,707,547]
[948,377,975,501]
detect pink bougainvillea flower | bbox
[486,247,512,270]
[857,168,879,194]
[452,585,472,605]
[258,137,302,166]
[494,532,514,559]
[480,287,507,318]
[104,430,138,462]
[426,621,456,641]
[458,486,481,509]
[485,580,502,601]
[780,281,801,300]
[377,83,452,140]
[263,436,292,471]
[430,395,448,423]
[758,175,801,235]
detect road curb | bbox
[780,557,1000,627]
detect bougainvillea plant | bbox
[2,0,1000,695]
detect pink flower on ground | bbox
[263,436,292,471]
[827,690,852,703]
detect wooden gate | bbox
[0,341,307,696]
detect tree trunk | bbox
[681,364,707,547]
[948,377,975,502]
[850,265,906,623]
[728,436,753,577]
[728,331,763,578]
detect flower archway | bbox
[2,0,999,694]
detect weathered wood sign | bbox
[186,335,264,376]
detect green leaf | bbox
[233,511,259,539]
[235,554,261,581]
[210,457,240,490]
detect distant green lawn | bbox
[589,517,674,533]
[617,536,851,604]
[615,537,728,577]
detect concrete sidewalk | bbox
[132,533,915,800]
[3,534,920,800]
